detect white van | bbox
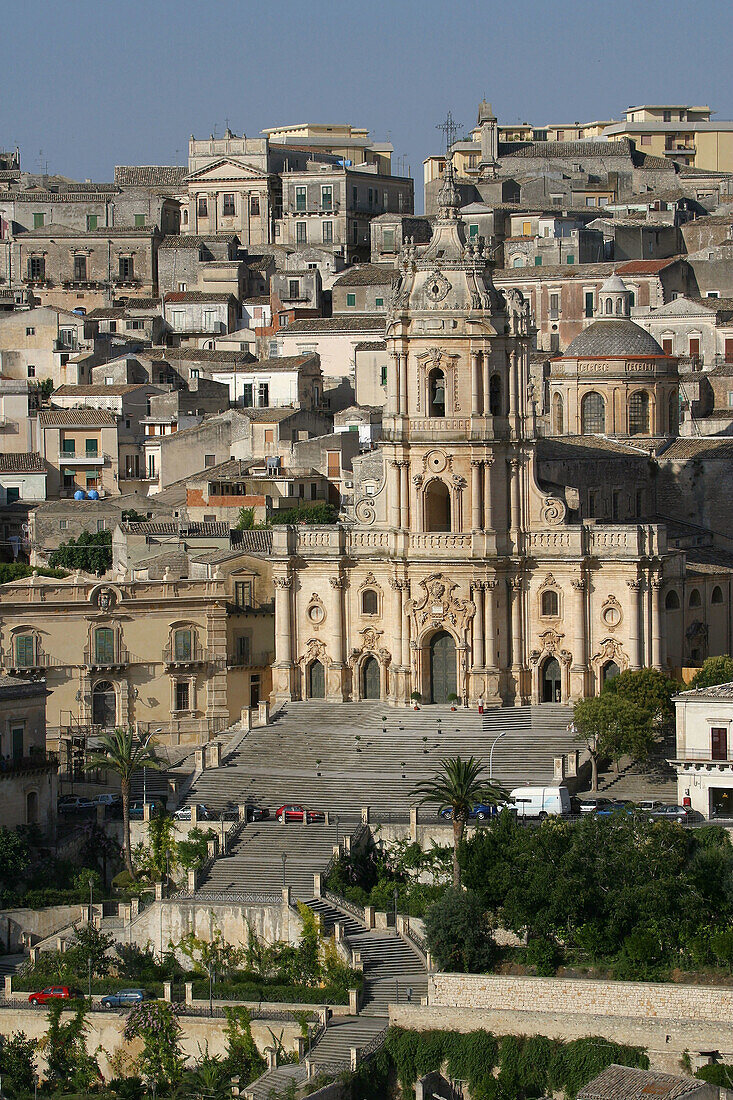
[510,786,571,819]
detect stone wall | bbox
[122,897,304,956]
[0,905,81,951]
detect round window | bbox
[307,604,325,625]
[602,603,621,628]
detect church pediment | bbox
[185,157,270,183]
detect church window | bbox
[428,368,446,417]
[382,229,395,251]
[223,194,235,216]
[665,590,680,610]
[689,589,701,608]
[250,196,260,216]
[587,491,597,518]
[712,586,724,604]
[424,480,451,533]
[581,392,605,434]
[629,291,635,307]
[541,590,559,617]
[552,392,564,434]
[629,391,650,435]
[636,489,643,516]
[489,374,502,416]
[361,589,378,615]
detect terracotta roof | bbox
[124,521,229,536]
[38,408,117,427]
[0,452,46,473]
[52,384,150,397]
[660,437,733,460]
[281,316,385,334]
[616,258,678,274]
[125,298,161,310]
[210,354,315,375]
[501,138,634,159]
[114,166,187,188]
[144,347,255,365]
[578,1064,706,1100]
[355,341,387,351]
[164,291,236,304]
[678,680,733,698]
[237,529,274,554]
[159,234,237,248]
[334,264,394,287]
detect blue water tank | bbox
[87,490,100,500]
[73,490,85,501]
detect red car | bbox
[29,986,78,1005]
[274,804,325,823]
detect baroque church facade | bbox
[269,166,733,708]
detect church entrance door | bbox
[362,655,380,700]
[308,660,325,699]
[429,631,456,704]
[541,657,562,703]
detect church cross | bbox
[436,112,461,155]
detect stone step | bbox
[245,1062,305,1100]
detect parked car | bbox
[577,797,615,814]
[274,804,325,823]
[128,801,161,819]
[510,786,571,820]
[243,803,270,822]
[100,989,146,1009]
[594,799,635,817]
[438,802,512,821]
[647,803,692,823]
[173,803,216,821]
[28,986,79,1005]
[57,797,96,815]
[95,793,122,808]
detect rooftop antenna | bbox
[437,112,461,159]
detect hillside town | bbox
[1,97,733,1100]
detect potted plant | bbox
[410,692,422,710]
[448,692,459,711]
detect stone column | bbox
[390,579,404,687]
[482,353,491,415]
[329,576,344,668]
[401,583,411,669]
[627,578,642,669]
[399,461,410,529]
[510,576,523,670]
[389,460,401,529]
[571,578,587,669]
[508,458,522,538]
[472,582,485,668]
[471,353,481,416]
[273,575,293,666]
[483,457,494,531]
[399,352,408,415]
[387,352,399,416]
[508,352,518,418]
[471,461,482,530]
[651,577,664,670]
[484,580,498,669]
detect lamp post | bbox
[393,886,398,929]
[334,815,339,849]
[489,731,507,781]
[281,851,287,887]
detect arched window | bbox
[174,628,192,661]
[424,480,451,533]
[605,297,613,314]
[552,392,564,434]
[361,589,378,615]
[94,627,115,665]
[14,633,36,668]
[628,391,650,435]
[182,209,189,225]
[668,391,679,434]
[581,392,605,434]
[541,590,559,617]
[489,374,502,416]
[665,590,680,610]
[602,660,620,684]
[26,790,38,825]
[628,291,635,307]
[616,298,623,315]
[428,368,446,417]
[711,586,724,605]
[512,256,525,268]
[689,588,701,608]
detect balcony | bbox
[83,644,131,670]
[54,338,81,352]
[227,650,274,669]
[2,649,56,674]
[0,752,58,778]
[163,643,211,667]
[58,452,105,465]
[288,202,340,215]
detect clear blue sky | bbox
[5,0,732,207]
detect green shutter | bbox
[174,630,192,661]
[534,256,543,266]
[566,254,574,264]
[347,294,356,307]
[94,628,114,664]
[15,635,35,667]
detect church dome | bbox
[564,318,666,357]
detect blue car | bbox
[100,989,146,1009]
[438,802,508,822]
[594,800,636,817]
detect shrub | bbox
[424,888,498,973]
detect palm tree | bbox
[85,727,162,877]
[410,756,508,887]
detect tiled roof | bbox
[355,341,387,351]
[281,316,385,334]
[10,189,119,202]
[144,347,255,365]
[501,139,633,159]
[38,408,117,427]
[53,384,149,397]
[678,680,733,698]
[564,318,665,357]
[159,234,237,248]
[114,166,188,188]
[125,298,162,310]
[615,258,678,274]
[494,258,679,281]
[124,521,229,536]
[164,291,236,304]
[85,308,128,320]
[334,264,394,287]
[0,452,46,473]
[237,529,274,554]
[241,408,299,422]
[659,437,733,460]
[210,354,315,375]
[18,224,157,238]
[538,436,654,459]
[578,1064,705,1100]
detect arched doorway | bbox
[361,655,380,700]
[541,657,562,703]
[429,631,457,704]
[602,660,620,685]
[424,480,451,532]
[26,790,38,825]
[92,680,116,728]
[308,660,325,699]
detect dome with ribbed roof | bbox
[564,318,666,357]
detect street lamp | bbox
[281,851,287,887]
[334,815,340,848]
[393,886,398,928]
[88,877,93,1001]
[489,731,507,781]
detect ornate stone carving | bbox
[329,576,344,590]
[539,573,558,590]
[273,576,292,590]
[354,498,376,525]
[412,474,423,489]
[423,449,449,474]
[600,595,623,630]
[541,496,567,527]
[424,269,451,305]
[590,637,630,676]
[306,594,325,626]
[405,572,475,638]
[627,578,642,591]
[529,628,572,669]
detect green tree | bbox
[573,694,654,790]
[223,1006,266,1084]
[186,1047,231,1099]
[410,756,508,886]
[0,563,66,584]
[72,866,102,902]
[84,727,162,877]
[423,888,497,973]
[236,506,256,530]
[144,810,177,884]
[67,923,114,979]
[0,1031,37,1097]
[602,667,679,726]
[176,827,217,872]
[689,655,733,691]
[271,501,337,525]
[123,1001,185,1088]
[49,528,112,575]
[0,828,31,895]
[41,1000,100,1094]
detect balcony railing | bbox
[288,202,340,215]
[227,651,274,668]
[0,752,58,777]
[1,649,56,673]
[673,749,733,764]
[83,645,131,669]
[163,643,211,666]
